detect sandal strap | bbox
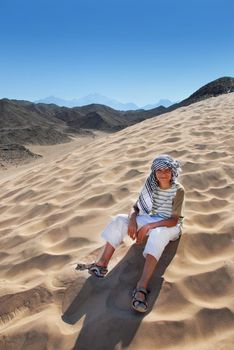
[132,288,148,312]
[132,287,148,298]
[89,264,107,272]
[132,298,147,308]
[88,264,108,278]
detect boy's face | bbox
[155,168,172,183]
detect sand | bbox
[0,93,234,350]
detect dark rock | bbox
[0,144,42,166]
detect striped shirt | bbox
[150,183,184,220]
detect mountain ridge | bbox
[0,76,233,148]
[35,94,175,110]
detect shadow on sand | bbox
[62,237,181,350]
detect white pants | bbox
[101,214,181,261]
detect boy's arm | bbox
[129,202,139,220]
[136,215,179,245]
[128,203,139,240]
[147,215,179,229]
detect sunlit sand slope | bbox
[0,93,233,350]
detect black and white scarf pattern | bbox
[136,154,181,215]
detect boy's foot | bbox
[75,262,108,278]
[132,287,149,313]
[88,263,108,278]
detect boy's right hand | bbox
[128,218,137,240]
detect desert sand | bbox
[0,93,234,350]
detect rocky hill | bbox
[168,76,234,111]
[0,144,42,169]
[0,76,233,147]
[0,99,165,145]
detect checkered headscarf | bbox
[136,154,182,214]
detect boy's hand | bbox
[136,224,151,245]
[128,217,137,240]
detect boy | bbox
[76,154,185,313]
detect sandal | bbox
[75,262,108,278]
[132,287,149,313]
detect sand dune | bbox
[0,93,234,349]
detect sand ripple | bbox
[0,93,234,349]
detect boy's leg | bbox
[96,214,154,270]
[96,242,115,267]
[96,215,165,270]
[132,253,157,312]
[137,254,158,289]
[134,225,180,303]
[76,214,129,277]
[97,214,129,267]
[134,254,157,303]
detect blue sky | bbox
[0,0,233,105]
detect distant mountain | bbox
[74,93,139,110]
[35,94,175,110]
[35,93,139,111]
[142,99,175,110]
[35,96,71,107]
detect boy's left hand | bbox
[136,224,151,245]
